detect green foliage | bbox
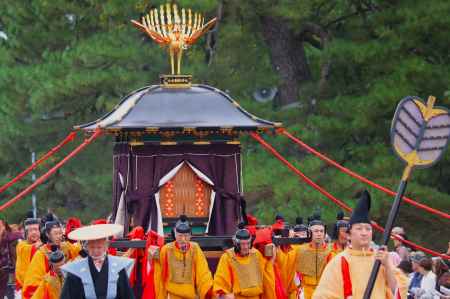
[0,0,449,251]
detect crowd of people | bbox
[0,190,449,299]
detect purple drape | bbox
[112,143,241,235]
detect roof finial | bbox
[132,3,216,80]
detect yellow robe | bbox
[275,249,291,295]
[156,241,213,299]
[312,248,408,299]
[286,243,334,299]
[213,248,276,299]
[30,271,62,299]
[15,241,38,291]
[23,242,80,299]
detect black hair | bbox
[419,257,433,271]
[398,260,413,274]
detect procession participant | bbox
[91,219,117,256]
[253,227,288,299]
[272,214,285,237]
[31,247,65,299]
[22,220,80,299]
[141,230,164,299]
[15,218,42,297]
[60,223,135,299]
[213,225,272,298]
[313,191,407,299]
[286,213,334,299]
[122,226,146,298]
[331,211,349,255]
[152,215,213,299]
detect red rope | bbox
[0,129,102,212]
[279,129,450,220]
[250,132,450,260]
[0,131,78,195]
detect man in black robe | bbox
[60,224,135,299]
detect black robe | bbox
[60,256,135,299]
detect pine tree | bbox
[0,0,449,250]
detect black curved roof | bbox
[76,84,280,131]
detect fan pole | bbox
[362,165,412,299]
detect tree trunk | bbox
[259,16,311,107]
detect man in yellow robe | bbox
[313,191,407,299]
[22,221,80,299]
[213,225,276,299]
[31,247,65,299]
[15,218,42,297]
[286,216,334,299]
[151,215,213,299]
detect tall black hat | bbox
[349,190,371,226]
[234,223,251,240]
[308,211,324,227]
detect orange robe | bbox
[286,243,335,299]
[213,248,277,299]
[22,242,80,299]
[15,241,38,291]
[30,270,62,299]
[155,241,213,299]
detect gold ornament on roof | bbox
[132,3,217,75]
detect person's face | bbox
[48,227,63,245]
[86,239,108,260]
[238,239,251,256]
[26,224,40,243]
[310,225,325,244]
[175,232,191,249]
[349,223,372,248]
[338,227,348,242]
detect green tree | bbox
[0,0,449,252]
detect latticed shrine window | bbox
[160,164,212,219]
